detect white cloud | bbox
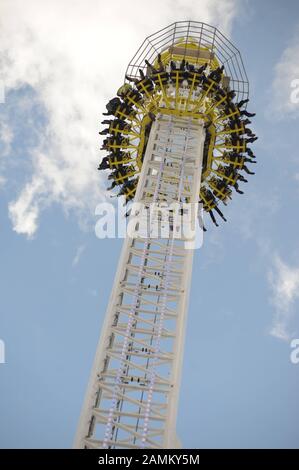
[268,255,299,341]
[0,121,13,157]
[8,176,43,237]
[0,0,239,236]
[0,120,13,187]
[270,25,299,117]
[72,244,86,267]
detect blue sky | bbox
[0,0,299,448]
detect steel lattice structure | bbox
[126,21,249,103]
[74,21,256,449]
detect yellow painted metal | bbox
[106,40,239,204]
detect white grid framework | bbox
[126,20,249,103]
[74,114,205,449]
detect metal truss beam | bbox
[74,113,205,449]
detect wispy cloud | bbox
[8,176,43,237]
[270,24,299,118]
[72,244,86,267]
[0,121,13,157]
[268,255,299,341]
[0,120,14,187]
[0,0,239,236]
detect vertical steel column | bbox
[74,113,205,449]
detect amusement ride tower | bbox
[74,21,255,449]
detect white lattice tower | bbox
[74,113,205,449]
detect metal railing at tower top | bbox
[125,20,249,103]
